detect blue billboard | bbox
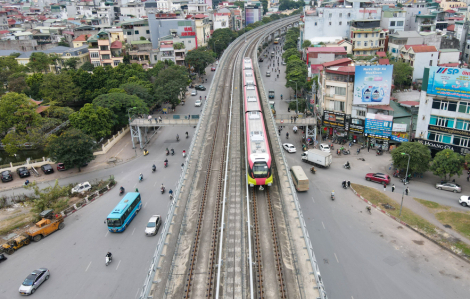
[365,113,393,138]
[427,66,470,98]
[353,65,394,105]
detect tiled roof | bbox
[379,58,390,65]
[0,30,9,34]
[73,34,88,42]
[36,106,50,114]
[438,63,459,67]
[110,40,122,48]
[405,45,438,53]
[368,105,393,111]
[307,47,347,53]
[376,51,386,57]
[447,24,455,31]
[445,10,456,13]
[322,58,351,67]
[399,101,420,107]
[194,14,208,19]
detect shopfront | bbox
[364,113,393,150]
[322,110,346,140]
[345,115,365,144]
[415,138,470,157]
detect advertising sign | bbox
[392,123,407,132]
[353,65,393,105]
[427,67,470,98]
[416,138,470,156]
[323,110,345,128]
[391,131,409,142]
[345,115,365,134]
[364,113,393,139]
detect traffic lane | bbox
[282,151,470,299]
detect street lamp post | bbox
[399,152,411,216]
[128,107,137,155]
[289,80,298,113]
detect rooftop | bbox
[404,45,438,53]
[307,46,347,53]
[378,58,390,65]
[323,58,352,67]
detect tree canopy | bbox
[41,72,79,105]
[279,0,304,11]
[154,65,189,107]
[392,61,413,89]
[27,52,52,73]
[69,103,113,140]
[0,92,40,133]
[282,48,301,61]
[93,93,148,128]
[430,149,465,180]
[185,48,216,74]
[390,142,432,174]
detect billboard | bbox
[364,113,393,139]
[323,110,345,128]
[427,67,470,98]
[353,65,393,105]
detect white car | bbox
[145,215,161,236]
[195,99,202,107]
[19,268,50,295]
[459,196,470,207]
[71,182,91,194]
[282,143,296,153]
[191,90,197,96]
[320,143,330,152]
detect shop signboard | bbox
[345,115,365,134]
[428,125,470,138]
[353,65,393,105]
[427,67,470,98]
[391,131,409,142]
[416,138,470,156]
[392,123,407,132]
[323,110,345,128]
[364,113,393,139]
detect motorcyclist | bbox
[161,184,165,192]
[166,148,169,155]
[139,173,143,181]
[176,134,180,141]
[185,131,189,138]
[120,186,124,193]
[106,252,112,259]
[164,158,168,166]
[331,190,335,198]
[183,150,186,157]
[171,148,175,155]
[281,94,283,99]
[286,132,289,139]
[342,180,346,188]
[152,164,156,172]
[169,189,174,199]
[345,161,350,168]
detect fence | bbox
[0,157,53,173]
[93,126,129,155]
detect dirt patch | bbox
[413,240,424,245]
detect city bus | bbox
[290,166,309,192]
[106,192,142,232]
[274,37,280,44]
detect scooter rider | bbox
[176,134,180,141]
[342,180,347,188]
[161,184,165,192]
[171,148,175,155]
[331,190,335,200]
[286,132,289,139]
[169,189,173,199]
[345,161,350,168]
[106,252,112,259]
[186,131,189,138]
[152,164,156,172]
[120,186,124,193]
[164,158,168,167]
[166,148,169,155]
[139,173,143,181]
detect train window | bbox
[249,111,260,119]
[245,71,253,77]
[253,162,268,178]
[247,96,257,102]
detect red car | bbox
[57,163,67,171]
[211,66,216,71]
[365,173,390,185]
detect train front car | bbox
[242,57,273,188]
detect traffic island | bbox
[350,183,470,263]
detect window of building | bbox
[329,22,331,25]
[339,13,342,17]
[429,60,433,66]
[431,54,433,57]
[315,22,317,26]
[348,13,351,17]
[364,41,368,47]
[397,21,404,26]
[363,51,367,55]
[146,30,150,34]
[356,110,366,117]
[365,33,368,38]
[114,61,120,66]
[459,102,470,113]
[432,99,457,111]
[392,48,396,53]
[135,30,139,34]
[347,21,350,25]
[92,61,101,67]
[430,115,454,128]
[453,136,470,147]
[101,54,110,60]
[375,40,378,46]
[329,13,332,18]
[335,87,346,96]
[357,41,361,46]
[90,52,99,58]
[339,21,342,25]
[334,101,345,112]
[456,119,470,131]
[357,33,361,38]
[127,31,132,35]
[390,21,396,26]
[427,131,452,144]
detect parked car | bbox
[41,164,54,174]
[71,182,92,194]
[195,85,206,91]
[435,182,461,193]
[282,143,296,153]
[1,170,13,183]
[57,163,68,171]
[319,143,331,153]
[365,173,391,185]
[282,60,286,65]
[191,90,197,96]
[195,99,202,107]
[266,71,271,77]
[211,66,216,71]
[459,196,470,207]
[258,57,264,62]
[19,268,50,295]
[16,167,30,178]
[145,215,161,236]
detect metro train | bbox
[242,57,273,188]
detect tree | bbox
[93,93,148,128]
[27,52,52,73]
[173,42,185,50]
[210,28,237,57]
[270,14,281,21]
[261,0,268,14]
[185,48,215,74]
[139,36,147,40]
[283,39,297,51]
[47,128,95,172]
[0,92,40,133]
[302,40,312,48]
[40,73,79,105]
[282,48,301,61]
[69,104,113,140]
[25,73,44,100]
[7,73,28,94]
[2,128,52,155]
[0,56,25,88]
[233,1,245,9]
[392,61,413,89]
[262,17,271,24]
[25,180,70,216]
[64,57,80,70]
[430,149,465,180]
[285,59,308,92]
[80,62,95,71]
[120,82,154,105]
[44,106,74,121]
[154,65,189,107]
[390,142,432,175]
[58,38,70,47]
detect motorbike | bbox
[171,149,175,156]
[169,193,174,200]
[393,170,400,178]
[330,144,334,150]
[106,256,112,266]
[343,163,350,170]
[376,149,383,156]
[342,149,350,155]
[342,182,347,189]
[186,134,189,139]
[310,167,316,174]
[152,166,156,173]
[337,149,341,156]
[331,193,335,201]
[164,161,168,168]
[119,188,125,195]
[166,150,169,156]
[183,152,187,158]
[161,187,165,194]
[139,175,143,182]
[176,135,180,142]
[358,158,365,161]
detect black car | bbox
[1,170,13,183]
[195,85,206,91]
[16,167,30,178]
[41,164,54,174]
[258,57,264,62]
[0,253,7,263]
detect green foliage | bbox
[80,61,95,71]
[270,14,281,21]
[64,57,80,70]
[430,149,465,180]
[261,0,268,14]
[0,92,40,133]
[302,40,312,48]
[282,48,300,61]
[210,28,237,57]
[285,59,308,91]
[262,17,271,24]
[93,93,148,128]
[185,48,215,74]
[69,103,113,140]
[173,42,185,50]
[139,36,147,40]
[7,73,28,94]
[120,82,154,105]
[233,1,245,9]
[27,52,52,73]
[288,98,306,112]
[390,142,432,174]
[46,128,95,172]
[392,61,413,89]
[40,72,79,105]
[154,65,189,107]
[466,153,470,164]
[279,0,304,11]
[43,106,74,121]
[25,73,44,99]
[25,180,70,215]
[2,128,53,155]
[58,38,70,47]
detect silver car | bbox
[145,215,161,236]
[19,268,50,295]
[435,182,461,193]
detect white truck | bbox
[301,149,332,167]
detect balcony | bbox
[351,27,382,33]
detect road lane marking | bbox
[105,231,109,237]
[334,253,339,263]
[322,222,325,229]
[115,147,124,156]
[135,288,140,299]
[116,260,121,270]
[132,228,136,235]
[144,202,148,208]
[311,197,315,203]
[85,262,92,272]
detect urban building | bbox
[87,31,123,68]
[245,2,263,25]
[304,47,347,65]
[400,45,438,83]
[349,20,386,57]
[214,12,231,30]
[387,31,424,60]
[120,1,146,19]
[439,0,467,11]
[119,19,151,43]
[128,40,158,67]
[194,14,211,47]
[380,7,405,34]
[438,48,461,65]
[148,14,197,50]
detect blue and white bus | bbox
[106,192,142,232]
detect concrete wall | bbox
[148,15,196,49]
[94,126,129,155]
[423,34,442,51]
[439,51,460,64]
[413,52,438,82]
[309,53,335,65]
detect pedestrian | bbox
[467,175,469,182]
[367,145,370,152]
[135,188,139,193]
[181,163,184,170]
[188,114,190,120]
[347,180,350,188]
[383,183,386,192]
[159,116,162,123]
[391,184,395,192]
[405,187,409,196]
[155,117,158,123]
[291,116,293,123]
[148,115,152,122]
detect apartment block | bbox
[399,45,438,82]
[88,32,123,68]
[350,20,386,57]
[380,7,405,34]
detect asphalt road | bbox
[0,71,213,298]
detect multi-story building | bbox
[387,31,424,60]
[416,68,470,156]
[87,31,123,68]
[415,14,437,33]
[380,7,405,34]
[120,19,151,43]
[349,20,385,57]
[439,0,467,11]
[438,48,461,65]
[214,12,231,30]
[245,2,263,25]
[399,45,438,83]
[194,14,211,47]
[148,14,197,50]
[305,47,347,65]
[403,4,430,32]
[120,1,146,19]
[72,34,89,48]
[0,10,8,31]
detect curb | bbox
[350,186,470,264]
[61,184,116,218]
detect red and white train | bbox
[242,57,273,188]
